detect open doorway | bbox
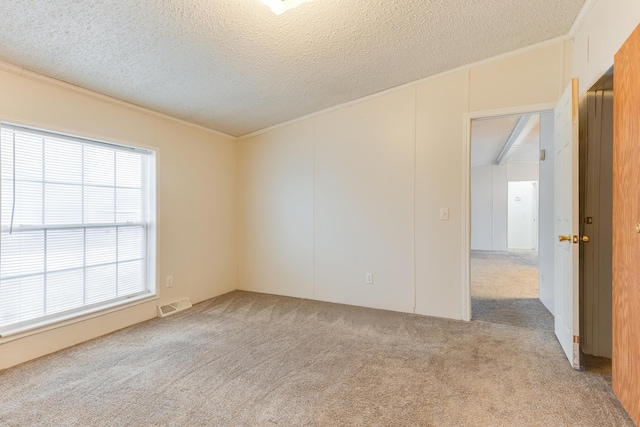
[508,180,538,251]
[579,68,613,360]
[469,112,554,331]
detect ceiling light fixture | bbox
[260,0,313,15]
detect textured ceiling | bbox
[471,116,520,166]
[0,0,585,136]
[510,122,541,163]
[471,115,540,167]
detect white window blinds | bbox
[0,124,155,335]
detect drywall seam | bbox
[562,41,568,96]
[461,70,472,321]
[0,61,237,142]
[568,0,598,36]
[462,111,472,321]
[412,86,418,312]
[238,35,571,141]
[492,166,497,250]
[235,138,240,292]
[312,117,317,300]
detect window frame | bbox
[0,122,158,339]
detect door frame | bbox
[462,102,556,321]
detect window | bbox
[0,124,156,336]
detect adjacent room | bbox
[1,0,639,425]
[470,113,554,331]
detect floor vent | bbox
[158,298,192,318]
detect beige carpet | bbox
[471,250,554,331]
[0,291,632,426]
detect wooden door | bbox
[613,23,640,426]
[554,78,581,369]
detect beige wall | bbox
[573,0,640,94]
[238,119,314,299]
[469,44,566,111]
[239,42,567,320]
[414,70,470,318]
[314,89,415,312]
[0,67,238,370]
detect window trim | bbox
[0,122,158,338]
[0,293,158,340]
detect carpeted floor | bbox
[0,290,632,426]
[471,250,554,331]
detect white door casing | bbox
[554,78,580,369]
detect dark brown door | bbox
[613,23,640,426]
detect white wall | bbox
[573,0,640,94]
[239,42,568,320]
[471,161,538,251]
[314,89,416,312]
[471,165,495,250]
[0,66,238,370]
[414,71,470,319]
[492,165,509,252]
[238,119,314,299]
[538,112,555,314]
[507,162,539,182]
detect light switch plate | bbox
[440,208,449,220]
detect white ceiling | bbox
[0,0,585,137]
[471,115,541,167]
[510,122,541,163]
[471,116,521,166]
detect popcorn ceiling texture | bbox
[0,0,585,136]
[471,115,521,166]
[471,115,541,165]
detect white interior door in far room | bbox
[507,180,538,250]
[554,78,581,369]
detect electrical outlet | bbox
[166,275,173,288]
[365,273,373,284]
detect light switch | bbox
[440,208,449,220]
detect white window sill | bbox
[0,293,158,343]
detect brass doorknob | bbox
[580,235,590,243]
[559,235,572,242]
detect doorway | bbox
[468,112,554,331]
[579,68,613,359]
[507,180,538,250]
